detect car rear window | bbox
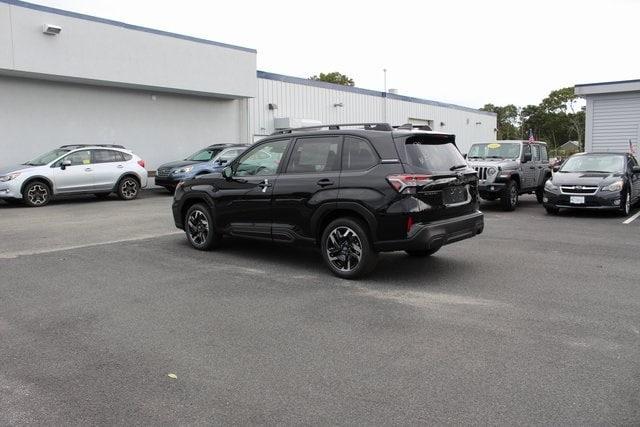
[400,135,465,172]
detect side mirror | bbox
[523,153,532,163]
[60,159,72,170]
[552,165,560,173]
[222,166,233,179]
[462,153,468,159]
[632,165,640,174]
[217,159,228,165]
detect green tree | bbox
[480,103,520,139]
[310,72,355,86]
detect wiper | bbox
[582,170,610,174]
[449,164,468,171]
[485,156,503,159]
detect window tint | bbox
[342,137,378,171]
[219,149,241,162]
[122,153,132,161]
[234,140,289,176]
[540,145,548,162]
[60,150,91,166]
[531,144,540,161]
[287,137,341,173]
[402,135,466,172]
[523,144,531,159]
[93,149,122,164]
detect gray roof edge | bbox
[1,0,257,53]
[257,71,496,117]
[575,78,640,88]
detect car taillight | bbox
[386,174,432,193]
[137,159,145,168]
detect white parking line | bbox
[623,211,640,225]
[0,231,182,260]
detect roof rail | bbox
[271,122,393,135]
[60,144,126,149]
[393,123,433,131]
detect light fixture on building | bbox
[333,102,343,107]
[42,24,62,35]
[440,122,446,127]
[268,103,278,110]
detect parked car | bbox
[171,123,484,279]
[155,144,249,193]
[0,144,148,207]
[543,152,640,215]
[466,140,552,211]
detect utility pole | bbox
[383,68,387,93]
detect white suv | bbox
[0,145,148,207]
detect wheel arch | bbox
[312,202,378,245]
[21,176,55,195]
[179,193,216,229]
[112,172,142,191]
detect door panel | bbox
[272,136,341,241]
[52,150,95,193]
[92,150,125,191]
[521,144,536,190]
[214,139,290,239]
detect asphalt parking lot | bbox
[1,192,639,424]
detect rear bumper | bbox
[543,190,622,210]
[375,211,484,252]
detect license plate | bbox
[442,186,468,205]
[570,196,585,204]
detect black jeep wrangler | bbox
[172,123,484,279]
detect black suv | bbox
[172,123,484,279]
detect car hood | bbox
[157,160,202,170]
[0,164,37,175]
[552,171,623,186]
[467,159,519,169]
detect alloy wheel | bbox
[624,190,631,215]
[510,185,518,206]
[27,184,49,206]
[325,226,363,272]
[187,209,209,246]
[121,179,138,199]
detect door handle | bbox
[85,168,93,172]
[317,178,334,187]
[258,179,271,193]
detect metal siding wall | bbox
[590,92,640,152]
[252,77,496,151]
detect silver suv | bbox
[0,145,148,207]
[466,140,551,211]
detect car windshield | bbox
[560,155,624,173]
[402,135,466,173]
[185,148,224,162]
[467,143,521,160]
[24,148,70,166]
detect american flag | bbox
[528,129,534,143]
[630,139,636,154]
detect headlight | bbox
[487,167,497,176]
[174,166,193,174]
[544,180,558,191]
[0,172,20,182]
[601,180,623,192]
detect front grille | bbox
[473,166,488,180]
[560,185,598,195]
[156,168,171,177]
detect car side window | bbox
[92,149,121,164]
[627,156,637,171]
[234,140,289,177]
[531,144,540,162]
[342,137,378,171]
[540,145,548,162]
[522,144,531,160]
[286,137,341,174]
[57,150,91,166]
[218,149,240,162]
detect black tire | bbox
[22,180,51,207]
[545,205,560,215]
[94,193,111,199]
[184,203,221,250]
[535,187,544,204]
[117,176,140,200]
[164,186,176,194]
[405,247,440,257]
[501,181,519,211]
[321,217,378,279]
[619,189,631,217]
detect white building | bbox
[1,0,496,171]
[575,79,640,153]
